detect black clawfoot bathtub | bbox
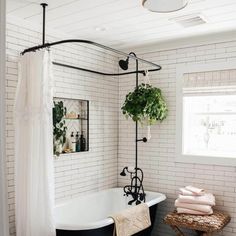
[56,188,166,236]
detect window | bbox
[176,62,236,166]
[183,94,236,158]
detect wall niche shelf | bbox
[63,117,88,120]
[53,97,89,156]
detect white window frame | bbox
[176,60,236,166]
[0,0,9,235]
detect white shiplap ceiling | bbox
[6,0,236,49]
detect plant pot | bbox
[54,138,63,156]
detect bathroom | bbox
[0,0,236,235]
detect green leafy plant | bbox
[121,83,168,125]
[53,101,67,155]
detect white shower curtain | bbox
[14,50,56,236]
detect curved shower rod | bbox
[21,39,161,76]
[20,3,161,76]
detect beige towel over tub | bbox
[110,203,151,236]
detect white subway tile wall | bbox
[118,44,236,235]
[6,21,118,236]
[5,19,236,236]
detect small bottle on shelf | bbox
[76,132,80,152]
[70,132,76,152]
[80,131,86,151]
[67,132,72,151]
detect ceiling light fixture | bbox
[142,0,189,13]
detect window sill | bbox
[176,154,236,166]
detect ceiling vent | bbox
[170,14,207,28]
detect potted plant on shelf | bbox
[53,101,67,156]
[121,83,168,139]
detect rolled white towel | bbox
[175,199,213,214]
[177,207,213,215]
[185,186,205,196]
[178,193,215,206]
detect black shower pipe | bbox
[133,51,140,198]
[41,3,47,45]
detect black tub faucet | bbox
[120,166,146,205]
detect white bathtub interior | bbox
[55,188,166,230]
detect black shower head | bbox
[120,169,126,176]
[119,58,129,70]
[120,167,128,176]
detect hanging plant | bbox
[121,83,168,125]
[53,101,67,156]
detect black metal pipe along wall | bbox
[134,53,139,196]
[40,3,47,45]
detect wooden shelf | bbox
[61,150,89,154]
[63,117,88,121]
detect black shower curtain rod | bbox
[53,62,159,76]
[21,39,161,76]
[20,3,161,76]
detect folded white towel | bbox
[175,199,213,213]
[179,188,197,196]
[178,193,215,206]
[177,207,213,215]
[185,186,205,196]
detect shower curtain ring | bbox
[143,70,149,76]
